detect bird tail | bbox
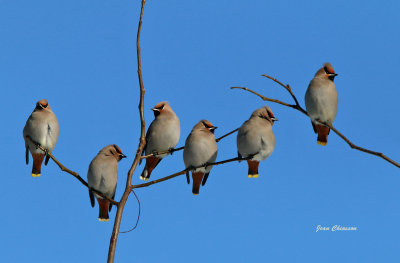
[192,172,204,195]
[97,198,110,222]
[247,160,259,178]
[140,156,161,181]
[315,124,330,146]
[31,153,45,177]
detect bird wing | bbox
[25,144,29,165]
[89,189,95,207]
[201,172,210,186]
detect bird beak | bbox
[120,154,127,159]
[331,73,338,77]
[271,118,278,122]
[210,126,218,131]
[151,108,159,112]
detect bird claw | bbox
[27,135,42,149]
[168,147,174,155]
[246,154,255,160]
[315,119,328,126]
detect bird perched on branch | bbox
[183,120,218,195]
[305,62,338,146]
[87,145,126,222]
[23,99,59,177]
[237,106,277,178]
[140,101,180,181]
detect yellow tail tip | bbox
[98,218,110,222]
[317,141,327,146]
[32,173,41,177]
[139,176,149,181]
[248,174,259,178]
[193,193,199,196]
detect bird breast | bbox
[237,118,275,161]
[305,78,338,123]
[183,132,217,173]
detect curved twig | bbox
[25,135,118,205]
[231,74,399,168]
[120,189,141,234]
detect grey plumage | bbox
[183,120,218,195]
[237,106,276,178]
[305,63,338,145]
[23,99,59,177]
[87,144,126,221]
[140,101,180,181]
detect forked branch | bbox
[231,74,399,168]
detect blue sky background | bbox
[2,0,399,262]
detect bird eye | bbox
[324,66,329,74]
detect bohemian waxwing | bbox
[87,144,126,222]
[23,99,59,177]
[237,106,277,178]
[305,62,338,146]
[140,101,180,181]
[183,120,218,195]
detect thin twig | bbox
[120,190,141,234]
[25,135,118,205]
[107,1,147,262]
[140,146,184,159]
[216,128,239,142]
[231,87,304,113]
[231,74,399,168]
[140,128,239,159]
[261,74,302,108]
[132,157,242,189]
[326,123,400,168]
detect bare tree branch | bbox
[132,157,242,189]
[25,135,118,205]
[325,123,400,168]
[107,1,147,262]
[140,128,239,159]
[232,74,400,169]
[140,146,184,160]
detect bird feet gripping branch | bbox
[168,147,175,156]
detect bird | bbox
[237,106,277,178]
[183,120,218,195]
[23,99,60,177]
[87,144,126,222]
[305,62,338,146]
[140,101,180,181]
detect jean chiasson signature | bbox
[316,225,357,232]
